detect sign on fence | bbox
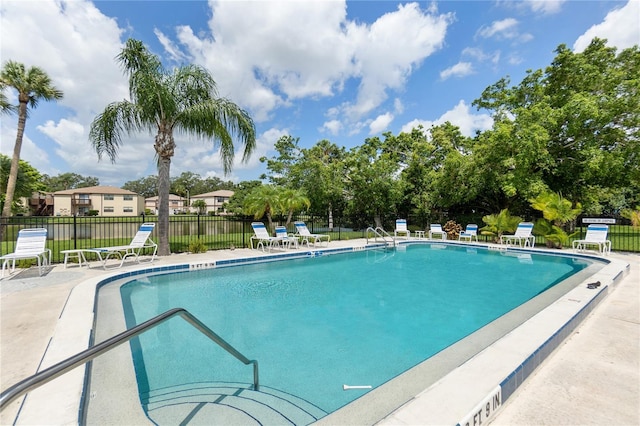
[582,218,616,224]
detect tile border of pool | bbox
[12,242,629,425]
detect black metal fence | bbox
[0,214,364,263]
[1,214,638,264]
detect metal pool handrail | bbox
[366,226,395,246]
[0,307,259,410]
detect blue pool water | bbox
[120,244,590,415]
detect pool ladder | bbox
[0,308,259,409]
[366,226,396,247]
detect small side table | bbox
[61,249,89,268]
[414,230,426,239]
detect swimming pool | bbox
[115,243,595,424]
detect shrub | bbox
[188,239,207,253]
[443,220,462,239]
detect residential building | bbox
[189,190,234,215]
[53,186,144,216]
[145,194,188,214]
[17,191,54,216]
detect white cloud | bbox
[38,118,156,185]
[0,123,51,175]
[0,0,137,185]
[369,112,394,135]
[508,54,524,65]
[394,98,405,115]
[440,62,474,80]
[401,100,493,137]
[320,120,343,136]
[173,1,452,126]
[462,47,501,65]
[477,18,519,39]
[574,0,640,53]
[497,0,566,15]
[0,0,127,122]
[476,17,533,45]
[524,0,565,15]
[155,28,189,63]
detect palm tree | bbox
[0,61,63,230]
[480,208,522,242]
[280,188,310,227]
[530,191,582,248]
[529,192,582,227]
[89,39,256,255]
[243,185,281,232]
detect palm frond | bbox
[89,101,143,162]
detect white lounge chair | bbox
[250,222,283,252]
[459,224,478,242]
[394,219,411,239]
[62,223,157,269]
[275,226,299,249]
[500,222,535,247]
[1,228,51,277]
[572,224,611,255]
[294,221,330,247]
[428,224,447,240]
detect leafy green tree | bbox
[260,137,346,229]
[259,135,302,186]
[0,154,44,214]
[170,172,235,198]
[42,173,100,192]
[344,137,402,228]
[226,180,262,215]
[89,38,256,255]
[544,40,639,203]
[243,185,281,231]
[170,171,201,199]
[200,176,235,192]
[393,124,475,222]
[297,140,346,229]
[0,60,63,231]
[122,175,158,198]
[473,38,640,214]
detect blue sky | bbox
[1,0,638,187]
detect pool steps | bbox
[142,382,327,425]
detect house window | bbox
[171,201,179,205]
[104,195,114,200]
[216,197,227,203]
[123,207,133,213]
[104,206,114,213]
[123,195,133,201]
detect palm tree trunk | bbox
[0,101,28,243]
[157,155,171,256]
[328,202,334,231]
[1,101,27,218]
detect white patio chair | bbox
[572,224,611,255]
[1,228,51,277]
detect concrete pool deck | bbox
[0,240,638,425]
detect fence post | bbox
[73,214,77,250]
[197,214,201,239]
